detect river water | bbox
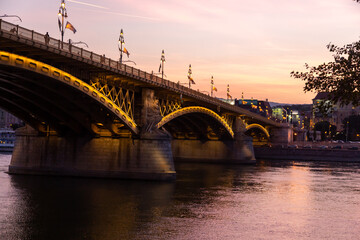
[1,153,360,240]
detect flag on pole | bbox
[188,76,195,85]
[58,18,61,32]
[227,93,232,99]
[213,86,218,92]
[123,47,130,57]
[65,21,77,33]
[158,63,162,72]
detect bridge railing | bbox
[0,20,198,92]
[0,19,208,96]
[0,20,282,126]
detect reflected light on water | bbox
[1,154,360,239]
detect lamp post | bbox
[58,0,67,48]
[160,50,165,81]
[188,64,192,88]
[227,84,230,100]
[211,76,214,97]
[118,29,124,64]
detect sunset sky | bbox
[1,0,360,104]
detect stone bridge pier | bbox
[171,117,255,164]
[269,124,293,144]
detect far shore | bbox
[254,141,360,162]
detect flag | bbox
[65,21,77,33]
[123,47,130,57]
[227,93,232,99]
[58,18,61,32]
[188,76,195,84]
[213,86,217,92]
[158,63,162,72]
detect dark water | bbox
[1,154,360,240]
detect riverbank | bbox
[254,145,360,162]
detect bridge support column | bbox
[270,124,293,144]
[9,125,175,181]
[172,117,255,163]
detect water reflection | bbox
[4,174,174,240]
[2,154,360,239]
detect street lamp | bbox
[117,30,135,65]
[188,64,195,88]
[70,40,89,48]
[159,50,165,81]
[0,14,22,22]
[211,76,214,97]
[58,0,68,48]
[227,84,232,100]
[118,29,125,64]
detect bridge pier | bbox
[9,126,176,181]
[172,136,255,164]
[269,124,293,144]
[172,117,255,164]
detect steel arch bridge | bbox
[0,19,285,141]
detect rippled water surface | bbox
[1,153,360,239]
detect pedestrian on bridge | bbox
[44,32,50,45]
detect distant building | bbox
[312,92,360,131]
[235,98,272,118]
[272,107,287,122]
[272,105,312,129]
[0,108,23,129]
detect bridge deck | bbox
[0,19,283,127]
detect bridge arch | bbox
[0,51,138,134]
[157,106,234,139]
[245,123,270,139]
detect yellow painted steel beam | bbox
[245,123,270,139]
[157,106,234,138]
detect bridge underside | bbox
[160,113,233,140]
[0,64,131,136]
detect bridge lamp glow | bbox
[58,0,68,48]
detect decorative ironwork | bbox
[159,99,182,117]
[221,113,235,130]
[90,80,134,121]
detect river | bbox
[1,153,360,240]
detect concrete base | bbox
[172,135,256,164]
[9,127,176,181]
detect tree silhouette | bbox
[291,41,360,106]
[291,0,360,106]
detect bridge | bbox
[0,20,292,180]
